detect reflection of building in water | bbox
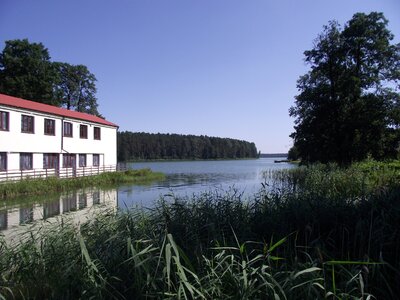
[0,189,118,241]
[79,193,87,209]
[62,193,77,213]
[19,207,34,224]
[0,210,7,230]
[44,201,61,219]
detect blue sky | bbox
[1,0,399,153]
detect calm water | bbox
[119,157,294,207]
[1,157,293,239]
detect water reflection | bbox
[0,189,117,241]
[0,210,7,230]
[19,206,34,224]
[118,158,294,208]
[1,158,293,240]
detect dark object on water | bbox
[274,159,290,163]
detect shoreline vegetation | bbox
[0,160,399,299]
[122,157,262,163]
[117,131,259,161]
[0,168,165,200]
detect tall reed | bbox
[0,160,399,299]
[0,168,165,199]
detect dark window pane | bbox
[94,127,101,140]
[20,153,33,170]
[63,154,75,168]
[80,125,88,139]
[63,122,73,137]
[0,111,9,131]
[21,115,34,133]
[44,119,55,135]
[43,154,59,169]
[79,154,86,167]
[0,153,7,171]
[93,154,100,167]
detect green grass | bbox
[0,160,399,299]
[0,168,165,200]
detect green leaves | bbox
[0,39,59,105]
[117,131,259,161]
[290,12,400,164]
[0,39,101,116]
[54,62,100,116]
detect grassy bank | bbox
[0,168,165,199]
[0,161,399,299]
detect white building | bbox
[0,93,118,180]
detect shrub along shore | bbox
[0,160,399,299]
[0,168,165,199]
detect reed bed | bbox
[0,168,165,199]
[0,161,399,299]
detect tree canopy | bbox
[54,62,100,116]
[289,12,400,164]
[117,132,258,161]
[0,39,101,116]
[0,39,59,106]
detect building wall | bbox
[0,104,117,175]
[2,108,63,153]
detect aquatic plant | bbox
[0,168,165,200]
[0,160,399,299]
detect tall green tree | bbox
[54,62,100,116]
[0,39,60,105]
[0,39,102,116]
[290,12,400,164]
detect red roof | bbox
[0,93,118,127]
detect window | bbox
[0,111,9,131]
[44,119,55,135]
[63,122,73,137]
[21,115,34,133]
[80,125,88,139]
[43,154,59,169]
[79,154,87,167]
[78,194,87,209]
[94,127,101,140]
[92,154,100,167]
[63,154,75,168]
[0,153,7,171]
[20,153,33,170]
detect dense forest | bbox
[117,132,258,161]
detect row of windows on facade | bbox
[0,111,101,139]
[0,153,100,171]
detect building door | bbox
[63,154,76,177]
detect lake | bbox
[0,157,293,240]
[119,157,294,206]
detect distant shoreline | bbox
[259,153,288,158]
[119,157,262,163]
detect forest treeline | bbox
[117,132,258,161]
